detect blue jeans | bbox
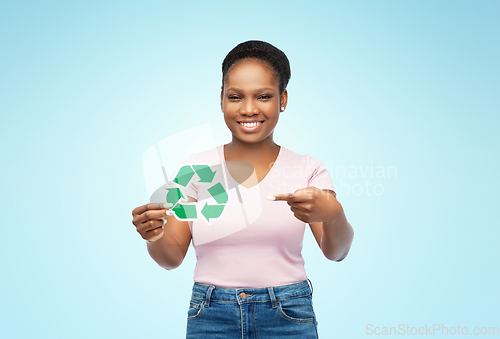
[186,279,319,338]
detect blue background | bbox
[1,1,498,337]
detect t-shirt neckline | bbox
[218,144,284,190]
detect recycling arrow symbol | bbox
[166,164,228,223]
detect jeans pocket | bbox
[277,294,315,323]
[187,297,204,321]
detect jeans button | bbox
[239,292,246,300]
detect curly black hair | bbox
[221,40,291,95]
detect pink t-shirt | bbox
[167,144,336,288]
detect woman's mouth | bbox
[237,121,264,133]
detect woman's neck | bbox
[224,137,280,163]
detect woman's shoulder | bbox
[280,146,320,166]
[183,145,222,162]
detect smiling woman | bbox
[131,40,354,338]
[222,57,285,146]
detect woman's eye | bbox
[228,96,240,100]
[259,95,272,100]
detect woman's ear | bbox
[280,89,288,111]
[220,90,224,112]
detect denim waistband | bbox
[191,279,314,307]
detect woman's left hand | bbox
[268,187,342,224]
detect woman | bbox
[131,40,354,338]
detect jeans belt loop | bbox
[307,278,314,295]
[205,285,215,308]
[267,286,278,309]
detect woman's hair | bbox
[221,40,291,95]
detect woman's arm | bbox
[271,188,354,261]
[146,196,195,270]
[309,189,353,261]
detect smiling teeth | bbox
[241,122,262,127]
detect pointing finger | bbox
[266,193,294,201]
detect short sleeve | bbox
[166,153,199,201]
[307,155,336,194]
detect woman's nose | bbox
[240,99,258,115]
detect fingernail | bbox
[164,202,173,208]
[165,210,174,216]
[266,195,276,201]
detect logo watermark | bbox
[327,161,398,197]
[366,323,499,336]
[266,160,398,197]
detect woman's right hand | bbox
[132,203,173,242]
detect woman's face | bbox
[221,58,287,145]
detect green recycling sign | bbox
[166,164,228,222]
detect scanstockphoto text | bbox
[328,161,397,197]
[366,323,499,336]
[267,160,398,197]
